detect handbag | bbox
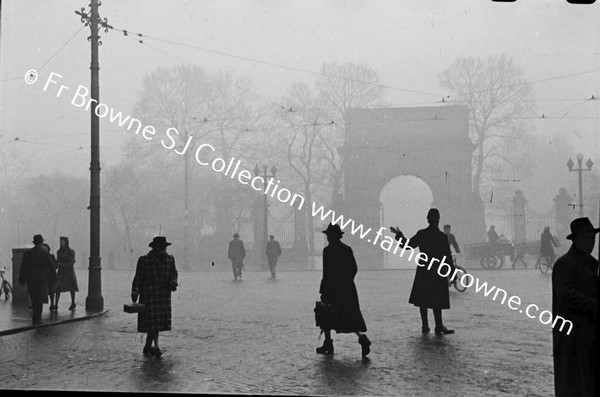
[124,303,146,313]
[314,301,339,329]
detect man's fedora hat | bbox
[322,223,344,237]
[566,217,600,240]
[427,208,440,220]
[32,234,44,245]
[149,236,172,247]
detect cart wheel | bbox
[480,257,489,269]
[453,266,468,292]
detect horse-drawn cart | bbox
[464,242,515,269]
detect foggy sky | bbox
[1,0,599,179]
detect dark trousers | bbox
[31,301,43,324]
[267,256,278,276]
[231,259,244,277]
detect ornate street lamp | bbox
[253,164,277,271]
[567,152,593,217]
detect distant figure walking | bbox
[552,217,598,397]
[316,223,371,357]
[228,233,246,281]
[131,236,178,357]
[487,225,499,244]
[55,236,78,311]
[266,235,282,278]
[18,234,57,325]
[392,208,456,335]
[43,243,59,312]
[540,226,559,265]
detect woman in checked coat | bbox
[131,236,178,357]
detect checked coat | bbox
[132,250,178,333]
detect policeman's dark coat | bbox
[402,225,455,310]
[552,245,597,397]
[132,250,178,333]
[319,240,367,333]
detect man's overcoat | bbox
[403,225,455,309]
[19,246,56,304]
[552,245,597,397]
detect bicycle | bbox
[0,267,13,300]
[448,255,468,292]
[537,254,555,274]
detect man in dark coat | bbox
[552,217,598,397]
[18,234,57,325]
[443,224,461,255]
[392,208,455,335]
[317,223,371,357]
[228,233,246,281]
[132,236,178,357]
[266,235,282,279]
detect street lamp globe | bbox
[576,152,584,163]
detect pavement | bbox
[0,298,107,336]
[0,266,556,395]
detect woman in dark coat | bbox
[317,223,371,357]
[131,236,178,357]
[56,236,78,311]
[392,208,455,335]
[42,243,59,312]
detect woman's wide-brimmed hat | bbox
[566,217,600,240]
[149,236,172,248]
[322,223,344,237]
[32,234,44,245]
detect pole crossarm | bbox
[75,3,112,45]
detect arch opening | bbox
[379,175,434,269]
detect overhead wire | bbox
[0,26,86,83]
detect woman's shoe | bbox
[358,334,371,357]
[68,303,76,311]
[143,346,154,356]
[434,326,455,335]
[421,326,430,334]
[316,339,334,355]
[153,347,163,357]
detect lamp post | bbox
[253,164,277,271]
[75,0,111,311]
[567,153,594,217]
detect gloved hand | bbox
[131,291,139,303]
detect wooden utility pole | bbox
[76,0,111,311]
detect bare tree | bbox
[278,82,332,259]
[438,54,537,200]
[129,64,264,268]
[315,62,385,207]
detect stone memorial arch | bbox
[340,105,485,269]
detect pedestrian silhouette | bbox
[552,217,598,397]
[316,223,371,357]
[228,233,246,281]
[55,236,78,311]
[487,225,499,244]
[540,226,559,265]
[266,234,282,278]
[131,236,178,357]
[18,234,57,325]
[42,243,59,312]
[392,208,456,335]
[443,224,460,255]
